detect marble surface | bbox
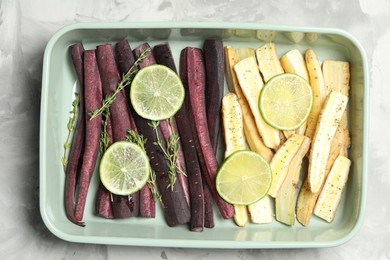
[0,0,389,259]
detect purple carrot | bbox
[158,119,190,207]
[95,183,114,219]
[115,39,136,108]
[96,43,140,218]
[134,116,191,226]
[152,44,190,207]
[203,180,215,228]
[136,42,190,209]
[111,194,140,218]
[152,44,177,70]
[133,42,156,67]
[132,43,190,226]
[114,39,155,218]
[180,47,234,219]
[203,39,224,153]
[138,185,155,218]
[74,50,102,222]
[96,44,133,142]
[95,115,114,219]
[154,43,204,231]
[65,43,86,226]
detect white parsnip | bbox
[296,179,317,226]
[268,134,305,198]
[234,57,280,149]
[299,60,351,225]
[225,46,274,225]
[280,49,309,136]
[247,195,273,224]
[236,47,256,61]
[308,91,348,193]
[314,155,351,222]
[304,48,328,139]
[222,92,248,227]
[222,93,246,157]
[224,46,240,93]
[276,136,310,225]
[224,46,273,161]
[255,43,286,140]
[296,129,344,226]
[256,42,284,82]
[322,60,350,96]
[280,49,309,81]
[322,60,351,156]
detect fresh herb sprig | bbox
[148,120,182,191]
[89,48,151,120]
[99,108,111,153]
[62,92,80,173]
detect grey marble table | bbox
[1,0,388,259]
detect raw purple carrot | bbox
[133,43,164,219]
[135,42,189,210]
[132,44,190,226]
[158,119,190,207]
[116,39,136,76]
[104,101,139,219]
[133,116,191,226]
[138,185,155,218]
[114,40,155,218]
[154,43,204,231]
[65,43,86,226]
[111,194,140,218]
[203,39,224,153]
[115,39,136,108]
[152,44,190,207]
[74,50,102,222]
[180,47,234,219]
[96,44,133,141]
[96,43,140,218]
[153,44,190,206]
[202,180,215,228]
[133,42,156,67]
[95,114,114,219]
[95,183,114,219]
[152,44,177,70]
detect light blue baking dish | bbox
[40,22,368,248]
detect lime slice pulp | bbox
[259,73,313,131]
[100,141,150,196]
[130,64,185,121]
[216,150,272,205]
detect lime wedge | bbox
[259,73,313,130]
[216,150,272,205]
[130,64,185,121]
[100,141,150,195]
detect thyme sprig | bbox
[126,129,162,203]
[148,120,181,191]
[89,47,151,120]
[99,107,111,153]
[61,92,80,173]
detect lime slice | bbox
[100,141,150,195]
[259,73,313,130]
[216,150,272,205]
[130,64,185,121]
